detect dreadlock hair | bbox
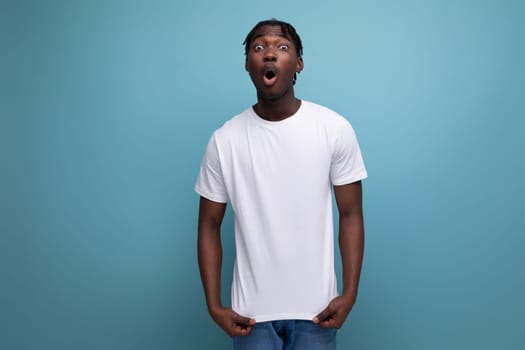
[243,19,303,85]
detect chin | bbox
[257,86,291,101]
[259,92,283,101]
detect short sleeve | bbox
[330,119,368,186]
[195,133,229,203]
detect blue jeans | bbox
[233,320,337,350]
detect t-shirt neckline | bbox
[249,100,305,126]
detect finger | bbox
[231,324,254,336]
[233,313,256,326]
[319,318,337,329]
[313,306,334,324]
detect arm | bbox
[313,181,364,328]
[197,196,255,336]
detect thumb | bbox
[313,306,333,324]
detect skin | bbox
[244,25,304,121]
[197,197,255,336]
[313,181,364,329]
[197,24,365,336]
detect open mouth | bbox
[265,71,276,79]
[263,67,277,86]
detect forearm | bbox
[313,196,364,328]
[198,224,224,312]
[197,197,256,335]
[339,212,364,302]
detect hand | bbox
[209,306,256,337]
[312,295,355,329]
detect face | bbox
[245,25,304,100]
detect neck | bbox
[253,90,301,122]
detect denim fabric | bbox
[233,320,337,350]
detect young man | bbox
[196,19,367,349]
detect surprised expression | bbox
[245,25,304,100]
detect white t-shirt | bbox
[195,100,367,322]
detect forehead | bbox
[251,25,292,42]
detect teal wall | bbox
[2,0,524,349]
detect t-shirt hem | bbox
[250,313,316,323]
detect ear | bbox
[245,59,249,72]
[296,56,304,73]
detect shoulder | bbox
[212,107,252,141]
[301,100,354,129]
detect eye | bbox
[278,44,289,50]
[254,44,264,51]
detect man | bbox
[196,19,367,349]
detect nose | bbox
[263,47,277,62]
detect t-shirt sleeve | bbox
[330,119,368,186]
[195,133,229,203]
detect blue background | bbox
[2,0,524,349]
